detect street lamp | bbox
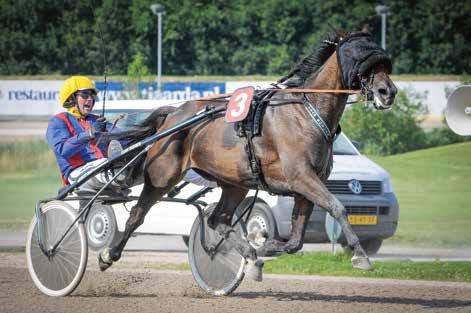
[150,3,166,91]
[375,4,390,50]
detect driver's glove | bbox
[89,117,107,138]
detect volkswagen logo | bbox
[348,179,362,194]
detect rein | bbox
[196,87,359,102]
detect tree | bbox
[126,51,150,98]
[0,0,469,75]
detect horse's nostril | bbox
[378,88,388,95]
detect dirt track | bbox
[1,252,471,313]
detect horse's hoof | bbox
[246,259,264,282]
[258,239,284,257]
[351,255,372,271]
[98,248,113,272]
[247,229,267,248]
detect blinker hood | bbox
[337,33,392,89]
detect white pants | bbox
[68,159,120,191]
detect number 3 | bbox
[230,93,248,117]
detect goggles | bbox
[76,90,97,100]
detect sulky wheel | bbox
[26,200,88,297]
[188,203,246,296]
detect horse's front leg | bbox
[261,196,313,255]
[290,169,372,270]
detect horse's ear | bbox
[327,23,346,39]
[361,24,372,35]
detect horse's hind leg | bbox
[98,142,183,271]
[98,182,171,271]
[262,195,313,255]
[208,185,264,281]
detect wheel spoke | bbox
[189,211,245,295]
[26,201,87,296]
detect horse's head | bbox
[336,31,397,110]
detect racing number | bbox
[225,87,254,123]
[230,93,249,118]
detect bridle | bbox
[359,71,376,107]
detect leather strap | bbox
[303,95,331,142]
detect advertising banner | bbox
[0,81,225,116]
[0,79,459,117]
[0,80,62,116]
[96,81,225,101]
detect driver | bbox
[46,76,125,190]
[47,76,216,192]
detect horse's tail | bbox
[118,106,178,143]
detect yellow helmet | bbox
[59,76,98,107]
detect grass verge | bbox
[107,252,471,283]
[0,167,60,227]
[264,252,471,282]
[370,142,471,247]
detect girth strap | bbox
[236,90,275,192]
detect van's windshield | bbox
[333,134,358,155]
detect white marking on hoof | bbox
[247,229,268,247]
[101,247,112,264]
[98,247,113,272]
[351,255,372,271]
[246,259,264,282]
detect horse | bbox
[98,30,397,280]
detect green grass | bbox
[264,252,471,282]
[370,142,471,247]
[0,139,60,227]
[0,167,60,227]
[141,262,190,271]
[0,139,55,172]
[106,252,471,282]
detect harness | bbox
[235,87,343,191]
[235,89,275,191]
[233,32,389,190]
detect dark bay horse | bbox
[99,31,397,279]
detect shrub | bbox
[426,124,471,147]
[341,87,471,155]
[342,88,428,155]
[0,139,56,173]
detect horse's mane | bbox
[113,106,178,144]
[278,34,339,87]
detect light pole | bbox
[375,4,390,50]
[150,3,166,91]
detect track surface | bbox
[1,252,471,313]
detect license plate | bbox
[348,215,377,225]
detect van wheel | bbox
[85,204,119,251]
[245,202,277,256]
[342,238,383,256]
